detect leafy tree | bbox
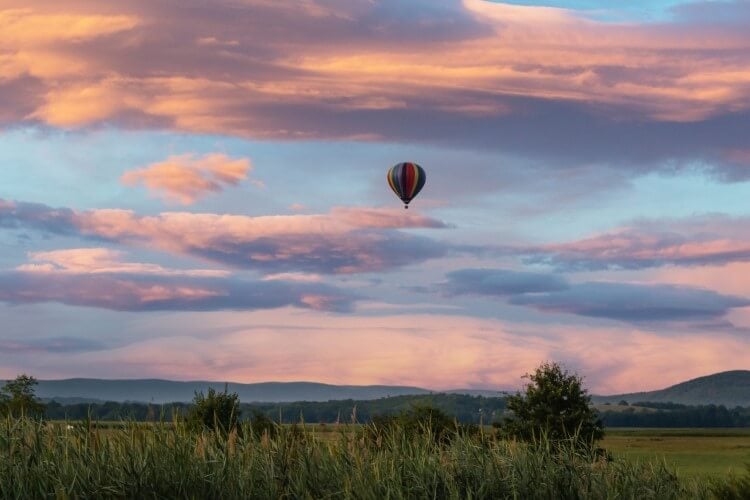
[496,362,603,451]
[0,374,46,418]
[187,385,241,434]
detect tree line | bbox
[599,404,750,427]
[43,393,507,424]
[4,367,750,432]
[42,398,750,428]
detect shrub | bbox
[187,385,241,434]
[248,411,277,438]
[0,374,46,419]
[368,405,460,444]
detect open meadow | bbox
[602,428,750,479]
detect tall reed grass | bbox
[0,416,722,499]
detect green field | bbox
[602,428,750,479]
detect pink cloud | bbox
[1,199,449,274]
[70,206,448,273]
[1,1,750,176]
[1,1,749,133]
[18,248,228,277]
[262,272,322,283]
[0,272,222,311]
[523,215,750,271]
[121,153,255,205]
[0,249,357,312]
[0,9,139,46]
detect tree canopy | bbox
[0,374,46,418]
[496,362,603,451]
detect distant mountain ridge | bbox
[34,370,749,406]
[592,370,750,407]
[35,379,432,404]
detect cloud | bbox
[0,8,139,46]
[17,248,229,277]
[262,272,322,283]
[0,199,450,274]
[442,267,749,323]
[0,199,76,234]
[121,153,255,205]
[2,1,750,177]
[0,249,357,312]
[509,281,749,323]
[443,268,569,296]
[0,336,107,354]
[522,214,750,271]
[0,271,356,312]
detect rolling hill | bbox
[35,379,431,404]
[33,370,749,406]
[592,370,750,407]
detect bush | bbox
[248,411,277,438]
[0,375,46,419]
[187,385,240,434]
[368,405,462,444]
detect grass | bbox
[45,421,750,479]
[226,423,750,479]
[602,428,750,479]
[0,417,729,499]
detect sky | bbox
[1,0,749,394]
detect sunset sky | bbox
[2,0,750,393]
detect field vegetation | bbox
[602,428,750,479]
[2,368,749,498]
[43,396,750,429]
[0,416,735,499]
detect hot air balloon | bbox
[387,162,426,209]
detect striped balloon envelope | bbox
[387,162,426,209]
